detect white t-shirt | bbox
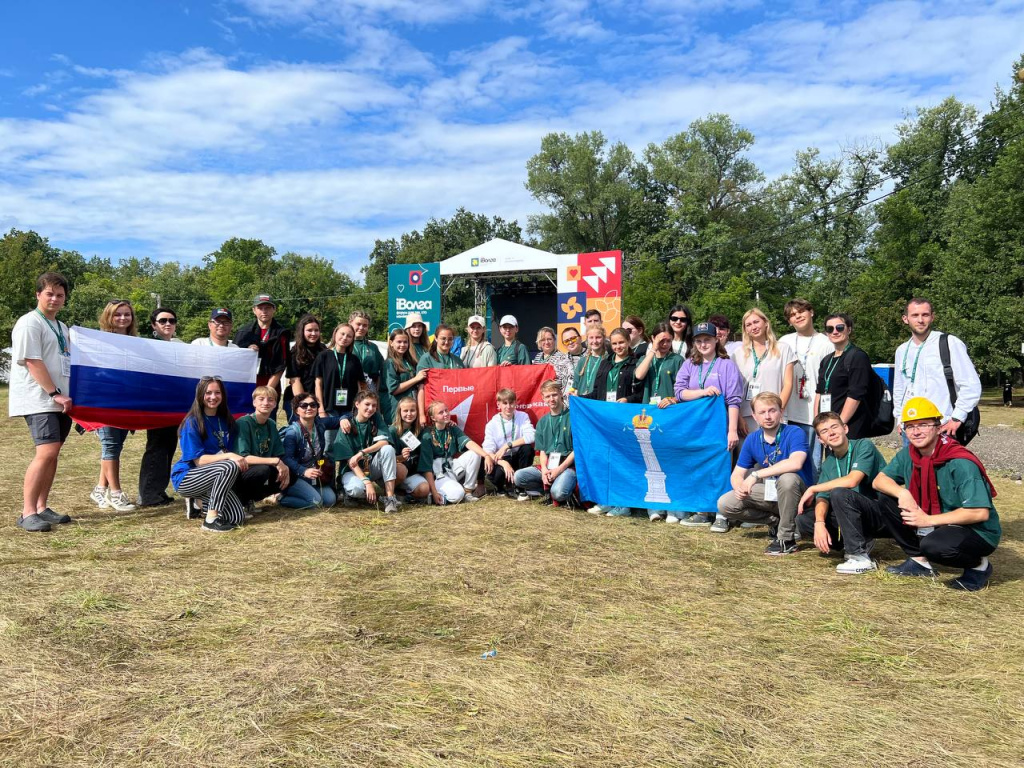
[191,337,238,348]
[731,341,796,419]
[9,310,70,417]
[778,332,834,425]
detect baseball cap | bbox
[692,321,717,338]
[467,314,486,327]
[210,307,233,321]
[252,293,276,307]
[499,314,518,327]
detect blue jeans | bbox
[97,426,129,460]
[280,477,337,509]
[514,466,577,502]
[790,422,821,477]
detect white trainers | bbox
[463,493,482,503]
[665,514,681,524]
[588,504,607,515]
[106,490,136,512]
[90,486,109,508]
[836,555,877,575]
[383,496,399,514]
[648,511,666,521]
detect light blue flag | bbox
[571,395,732,512]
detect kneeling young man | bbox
[334,391,401,514]
[853,397,1000,590]
[717,392,814,555]
[797,411,886,574]
[482,387,536,496]
[514,379,575,506]
[235,386,292,510]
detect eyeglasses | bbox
[155,317,177,325]
[297,401,319,410]
[825,324,847,334]
[669,316,688,323]
[904,422,937,434]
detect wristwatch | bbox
[48,387,61,398]
[506,440,514,449]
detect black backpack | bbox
[939,333,981,446]
[864,367,896,438]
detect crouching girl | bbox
[335,390,401,513]
[419,400,493,505]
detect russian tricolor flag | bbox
[69,327,258,431]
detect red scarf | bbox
[909,434,997,516]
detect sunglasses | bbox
[297,401,319,410]
[200,375,223,382]
[825,324,847,334]
[669,316,688,323]
[155,317,177,325]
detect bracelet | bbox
[361,477,371,484]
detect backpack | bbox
[939,333,981,446]
[864,368,896,438]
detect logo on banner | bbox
[471,258,480,267]
[408,270,424,286]
[566,265,581,281]
[560,295,583,320]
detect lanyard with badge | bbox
[431,426,454,475]
[746,346,764,401]
[333,351,349,407]
[577,354,598,396]
[546,410,568,469]
[819,344,848,413]
[648,356,666,405]
[36,309,71,377]
[796,336,811,399]
[901,341,925,393]
[500,415,517,446]
[209,416,229,451]
[606,359,627,402]
[698,358,718,389]
[758,427,784,502]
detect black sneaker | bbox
[16,513,51,532]
[885,558,935,578]
[37,507,72,525]
[764,538,798,556]
[185,498,202,520]
[948,562,993,591]
[201,517,237,533]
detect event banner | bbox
[422,364,556,443]
[388,262,441,335]
[556,250,622,350]
[69,326,258,431]
[570,396,732,512]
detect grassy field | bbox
[1,388,1022,768]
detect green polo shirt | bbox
[235,415,285,459]
[643,353,684,400]
[497,340,531,365]
[882,449,1001,547]
[382,361,416,423]
[353,339,384,383]
[416,352,465,371]
[814,438,885,502]
[535,410,573,456]
[417,424,471,474]
[332,413,389,461]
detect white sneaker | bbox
[588,504,607,515]
[90,486,109,508]
[836,555,877,575]
[516,492,532,502]
[665,514,681,524]
[463,493,482,503]
[383,496,399,514]
[106,490,136,512]
[648,511,666,521]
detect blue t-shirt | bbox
[737,424,814,487]
[171,415,237,489]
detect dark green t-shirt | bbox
[535,410,573,456]
[353,339,384,383]
[389,425,422,469]
[381,360,416,423]
[643,353,684,401]
[497,340,531,365]
[416,352,465,371]
[332,413,389,461]
[882,450,1002,547]
[417,424,472,474]
[235,415,285,458]
[814,438,885,501]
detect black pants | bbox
[831,489,994,568]
[796,509,841,549]
[489,444,535,492]
[138,425,179,505]
[235,464,286,504]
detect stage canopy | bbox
[438,238,559,276]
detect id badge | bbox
[798,375,809,400]
[605,393,617,403]
[547,452,562,470]
[335,390,348,407]
[819,394,832,413]
[649,396,662,406]
[400,432,421,451]
[60,354,71,377]
[746,381,761,400]
[763,478,778,502]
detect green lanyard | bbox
[333,350,348,387]
[751,345,764,379]
[607,358,627,394]
[500,416,516,442]
[549,411,569,448]
[822,344,849,391]
[901,342,925,383]
[356,419,375,450]
[833,447,852,479]
[698,358,718,388]
[35,309,67,355]
[439,353,455,369]
[498,343,519,364]
[578,354,599,394]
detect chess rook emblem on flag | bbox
[631,409,670,503]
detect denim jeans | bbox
[280,477,337,509]
[514,466,577,502]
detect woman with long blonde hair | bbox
[731,308,795,433]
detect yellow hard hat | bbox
[902,396,942,423]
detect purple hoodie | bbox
[674,356,744,409]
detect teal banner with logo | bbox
[388,263,442,335]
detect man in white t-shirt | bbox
[779,298,834,474]
[892,298,981,437]
[10,273,76,532]
[191,307,239,347]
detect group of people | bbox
[9,273,1000,589]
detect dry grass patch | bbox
[1,387,1022,767]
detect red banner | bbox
[423,364,556,443]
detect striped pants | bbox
[175,460,245,525]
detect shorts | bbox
[97,426,130,460]
[24,412,73,446]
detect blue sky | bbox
[1,0,1022,277]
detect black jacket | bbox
[586,355,643,403]
[234,319,290,379]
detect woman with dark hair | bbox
[622,315,648,357]
[138,306,185,507]
[382,328,426,424]
[814,313,873,439]
[171,377,247,532]
[285,314,326,420]
[668,304,694,357]
[586,328,643,405]
[89,299,139,512]
[415,323,465,426]
[279,393,340,509]
[314,322,365,449]
[634,321,683,407]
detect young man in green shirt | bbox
[235,386,291,510]
[334,390,400,513]
[833,397,1000,590]
[513,379,576,506]
[496,315,531,366]
[797,411,886,574]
